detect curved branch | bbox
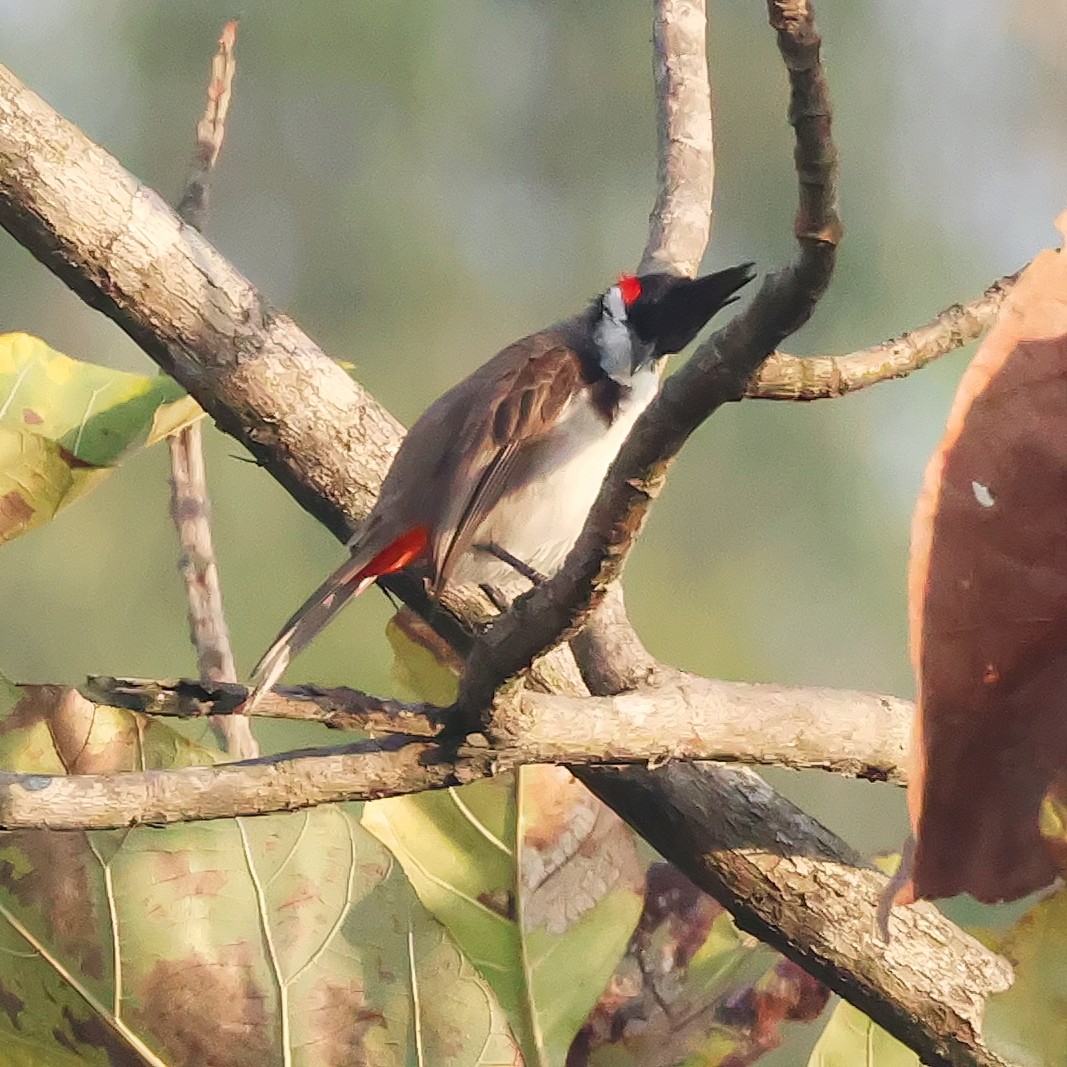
[749,267,1024,400]
[459,0,841,713]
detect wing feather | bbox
[431,342,584,587]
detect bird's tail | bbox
[244,524,430,714]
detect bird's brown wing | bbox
[431,341,585,587]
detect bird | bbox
[246,264,755,710]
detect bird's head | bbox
[594,263,756,382]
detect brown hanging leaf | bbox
[901,211,1067,903]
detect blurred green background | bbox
[1,0,1063,868]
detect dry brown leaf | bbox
[902,212,1067,902]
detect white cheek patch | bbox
[595,286,634,383]
[604,285,627,321]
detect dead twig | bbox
[168,20,256,758]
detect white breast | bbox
[448,369,659,591]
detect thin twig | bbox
[88,674,443,738]
[749,267,1024,400]
[86,671,912,784]
[168,20,256,758]
[176,20,237,230]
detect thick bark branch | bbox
[0,62,398,544]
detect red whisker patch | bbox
[617,274,642,307]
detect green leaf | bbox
[0,426,101,542]
[807,1000,920,1067]
[363,767,645,1067]
[381,602,645,1065]
[0,682,519,1066]
[386,612,462,706]
[0,333,203,542]
[982,887,1067,1067]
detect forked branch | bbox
[459,0,841,713]
[0,2,1015,1062]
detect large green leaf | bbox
[375,615,646,1066]
[981,887,1067,1067]
[0,333,202,543]
[807,1000,919,1067]
[364,770,643,1067]
[0,682,520,1066]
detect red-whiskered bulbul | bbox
[247,264,754,708]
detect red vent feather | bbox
[362,525,430,580]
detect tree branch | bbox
[749,266,1023,400]
[638,0,715,277]
[0,3,1016,1061]
[89,674,444,738]
[88,670,912,784]
[167,20,256,760]
[175,20,237,231]
[458,0,841,716]
[0,673,909,827]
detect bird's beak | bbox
[631,339,654,375]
